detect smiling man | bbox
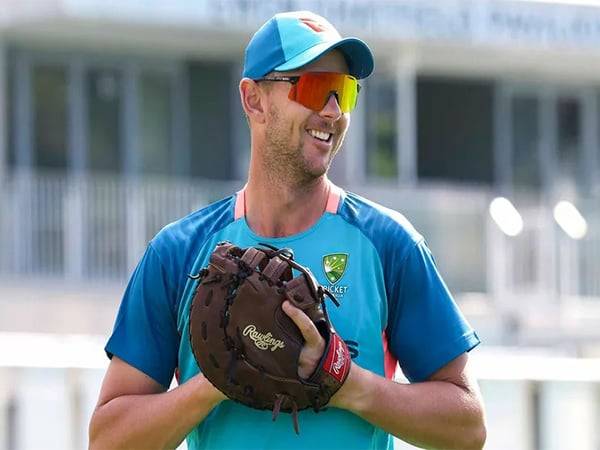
[89,10,486,450]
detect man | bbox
[89,10,486,450]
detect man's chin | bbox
[302,149,335,173]
[302,160,330,180]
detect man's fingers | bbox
[282,300,326,379]
[282,300,323,347]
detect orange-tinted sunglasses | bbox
[255,72,361,113]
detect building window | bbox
[138,72,172,175]
[87,68,123,172]
[7,52,14,168]
[33,65,68,169]
[556,96,583,192]
[511,96,541,190]
[188,62,233,179]
[365,76,397,180]
[417,77,494,184]
[10,53,188,177]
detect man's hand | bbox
[281,300,485,449]
[282,300,326,379]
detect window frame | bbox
[11,49,188,177]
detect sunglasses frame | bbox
[254,72,361,113]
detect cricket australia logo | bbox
[323,253,348,284]
[323,253,349,299]
[242,325,285,352]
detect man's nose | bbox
[319,92,343,120]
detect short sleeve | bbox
[105,243,180,388]
[387,240,480,382]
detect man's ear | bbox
[239,78,267,125]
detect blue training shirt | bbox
[105,185,480,450]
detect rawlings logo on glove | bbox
[189,241,350,434]
[243,325,286,351]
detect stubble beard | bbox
[263,106,343,187]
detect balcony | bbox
[0,170,241,280]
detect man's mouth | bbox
[307,129,332,143]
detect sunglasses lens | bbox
[290,73,359,113]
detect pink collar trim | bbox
[325,183,342,214]
[234,187,246,220]
[234,184,341,220]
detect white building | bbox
[0,1,599,449]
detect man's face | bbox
[260,50,351,183]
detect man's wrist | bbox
[329,362,373,413]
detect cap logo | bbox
[300,17,328,33]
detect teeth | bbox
[308,129,331,141]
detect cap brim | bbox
[274,37,374,79]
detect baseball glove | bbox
[189,241,351,433]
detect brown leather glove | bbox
[189,241,351,433]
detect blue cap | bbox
[243,11,374,80]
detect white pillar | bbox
[395,51,417,187]
[65,61,86,280]
[126,181,146,273]
[12,54,34,273]
[64,175,85,279]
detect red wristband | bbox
[322,332,351,383]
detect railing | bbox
[0,170,242,281]
[1,170,599,301]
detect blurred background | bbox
[0,0,599,449]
